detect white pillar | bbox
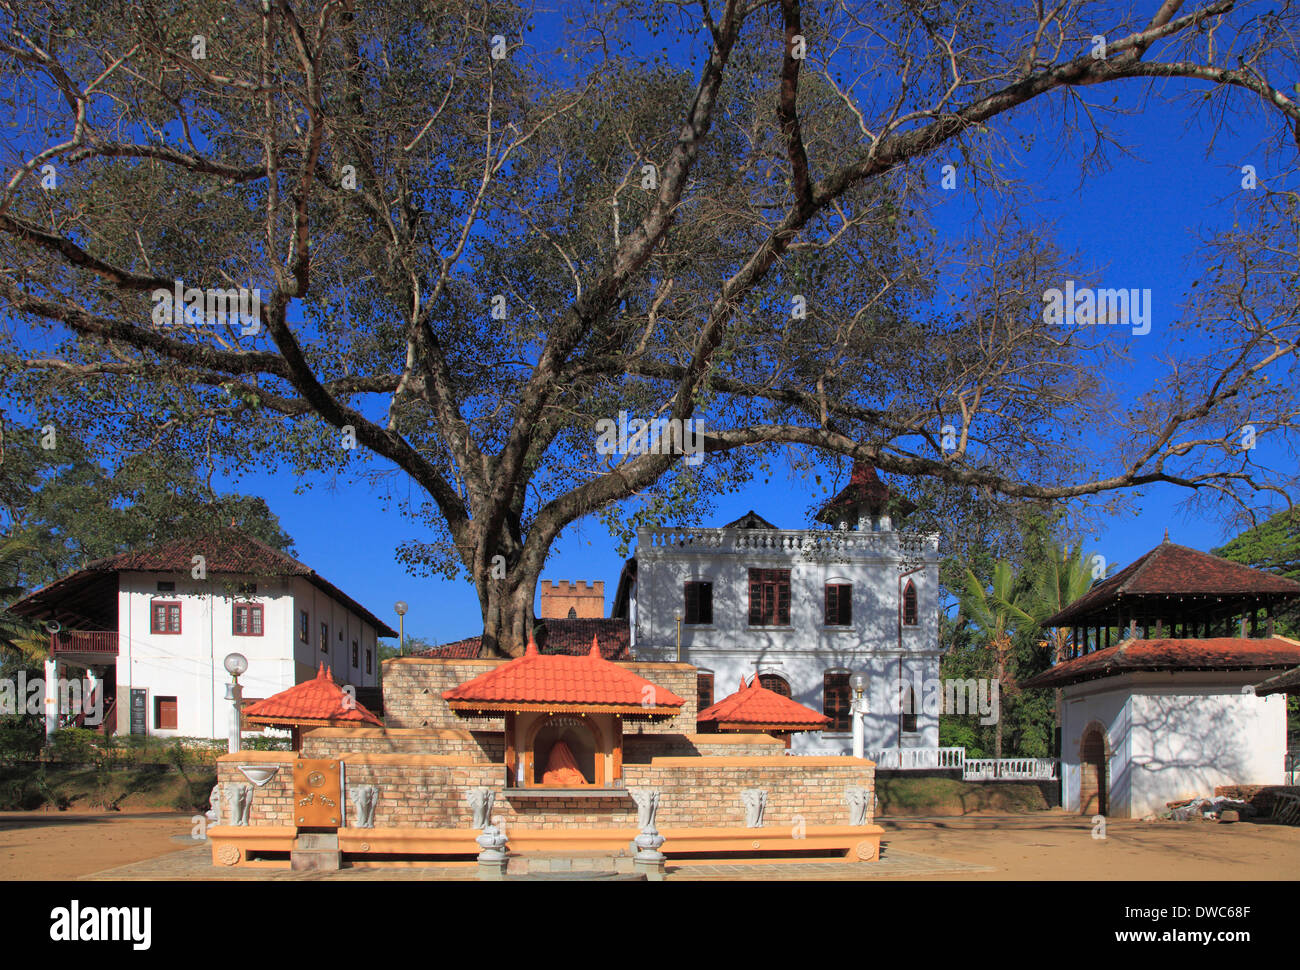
[227,680,242,753]
[43,657,58,742]
[852,695,867,760]
[84,668,99,728]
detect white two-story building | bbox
[9,529,396,741]
[613,463,942,754]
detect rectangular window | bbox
[823,671,852,733]
[747,569,791,626]
[299,610,310,643]
[233,603,264,636]
[697,672,714,712]
[351,640,359,668]
[824,584,852,626]
[151,601,182,634]
[154,696,178,730]
[156,581,175,592]
[684,582,713,625]
[320,621,329,654]
[366,648,373,676]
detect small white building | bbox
[1025,540,1300,818]
[613,463,943,754]
[9,529,397,740]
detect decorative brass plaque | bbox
[293,759,343,828]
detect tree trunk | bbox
[995,654,1005,760]
[476,566,538,659]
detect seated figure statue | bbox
[540,739,587,786]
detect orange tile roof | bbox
[697,675,831,730]
[243,664,383,726]
[442,635,684,714]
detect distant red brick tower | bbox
[539,580,605,619]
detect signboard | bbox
[129,689,148,736]
[292,759,343,827]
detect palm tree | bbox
[1022,543,1098,734]
[960,560,1035,759]
[0,535,48,662]
[1030,543,1097,665]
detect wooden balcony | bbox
[49,630,119,664]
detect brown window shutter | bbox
[823,672,851,732]
[748,570,762,625]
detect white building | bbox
[613,463,943,754]
[1025,539,1300,817]
[9,529,397,740]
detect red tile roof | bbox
[7,527,398,636]
[243,664,383,726]
[442,635,684,714]
[815,460,915,523]
[697,675,832,730]
[1020,636,1300,690]
[1254,664,1300,696]
[415,618,631,660]
[1045,541,1300,625]
[416,636,484,659]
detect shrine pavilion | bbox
[1022,538,1300,818]
[242,664,382,750]
[209,634,882,871]
[696,675,832,746]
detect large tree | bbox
[1,1,1298,656]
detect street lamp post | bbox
[849,671,870,760]
[394,601,408,654]
[674,611,682,663]
[223,653,248,754]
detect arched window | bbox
[566,606,577,619]
[902,579,919,627]
[900,685,918,734]
[758,673,791,697]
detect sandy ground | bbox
[1,808,1297,880]
[880,811,1300,880]
[0,809,193,881]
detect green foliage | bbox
[1214,508,1300,637]
[0,419,294,593]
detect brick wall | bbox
[1214,784,1300,815]
[539,580,604,619]
[622,732,783,761]
[218,752,874,830]
[381,657,699,734]
[302,727,504,762]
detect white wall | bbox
[631,526,942,753]
[1061,671,1288,818]
[114,571,380,740]
[288,577,381,689]
[117,571,297,739]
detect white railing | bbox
[963,758,1058,781]
[640,527,939,558]
[868,747,966,770]
[865,747,1058,781]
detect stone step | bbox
[295,833,339,851]
[506,852,635,875]
[291,849,341,872]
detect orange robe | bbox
[541,740,587,786]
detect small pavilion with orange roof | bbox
[243,664,382,749]
[698,675,831,746]
[442,635,684,789]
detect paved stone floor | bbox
[82,841,995,881]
